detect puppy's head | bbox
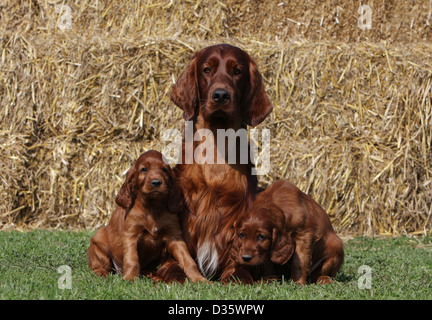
[232,206,294,267]
[133,150,172,197]
[115,150,183,214]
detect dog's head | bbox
[115,150,183,215]
[232,206,294,267]
[170,44,273,127]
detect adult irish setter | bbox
[156,44,273,280]
[224,180,344,285]
[87,150,206,283]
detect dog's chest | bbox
[138,216,164,248]
[141,225,161,244]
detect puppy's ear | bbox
[115,164,137,212]
[270,228,294,265]
[170,53,198,121]
[230,229,241,261]
[243,58,273,127]
[167,187,185,214]
[166,169,185,214]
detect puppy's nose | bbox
[212,89,230,104]
[242,255,252,263]
[151,179,162,188]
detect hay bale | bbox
[0,0,431,235]
[261,41,432,235]
[228,0,432,43]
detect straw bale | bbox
[262,41,432,235]
[0,0,431,235]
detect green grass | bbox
[0,230,431,300]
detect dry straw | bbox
[0,0,431,235]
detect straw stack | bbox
[1,0,431,235]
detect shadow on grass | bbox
[335,272,354,283]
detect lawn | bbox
[0,230,430,300]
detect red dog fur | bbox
[155,44,273,281]
[87,150,206,283]
[224,180,344,285]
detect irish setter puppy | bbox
[87,150,206,283]
[156,44,273,281]
[225,180,344,285]
[221,207,294,284]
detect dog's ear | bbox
[166,167,185,214]
[270,228,294,265]
[243,58,273,127]
[167,186,185,214]
[230,224,242,261]
[115,164,137,213]
[170,53,199,121]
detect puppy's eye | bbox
[203,67,211,74]
[257,234,266,241]
[162,167,169,174]
[233,68,241,75]
[141,167,148,172]
[239,232,245,239]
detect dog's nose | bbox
[212,89,230,104]
[242,255,252,262]
[151,179,162,188]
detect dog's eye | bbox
[233,68,241,75]
[203,67,211,74]
[141,167,148,172]
[239,232,245,239]
[162,167,169,174]
[257,234,266,241]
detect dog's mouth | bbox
[236,254,259,266]
[210,108,229,120]
[202,99,236,119]
[143,189,167,197]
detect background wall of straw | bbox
[1,0,431,235]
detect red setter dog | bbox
[87,150,206,283]
[223,180,344,285]
[221,205,294,284]
[156,44,273,280]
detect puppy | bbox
[87,150,206,283]
[221,207,294,284]
[228,180,344,285]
